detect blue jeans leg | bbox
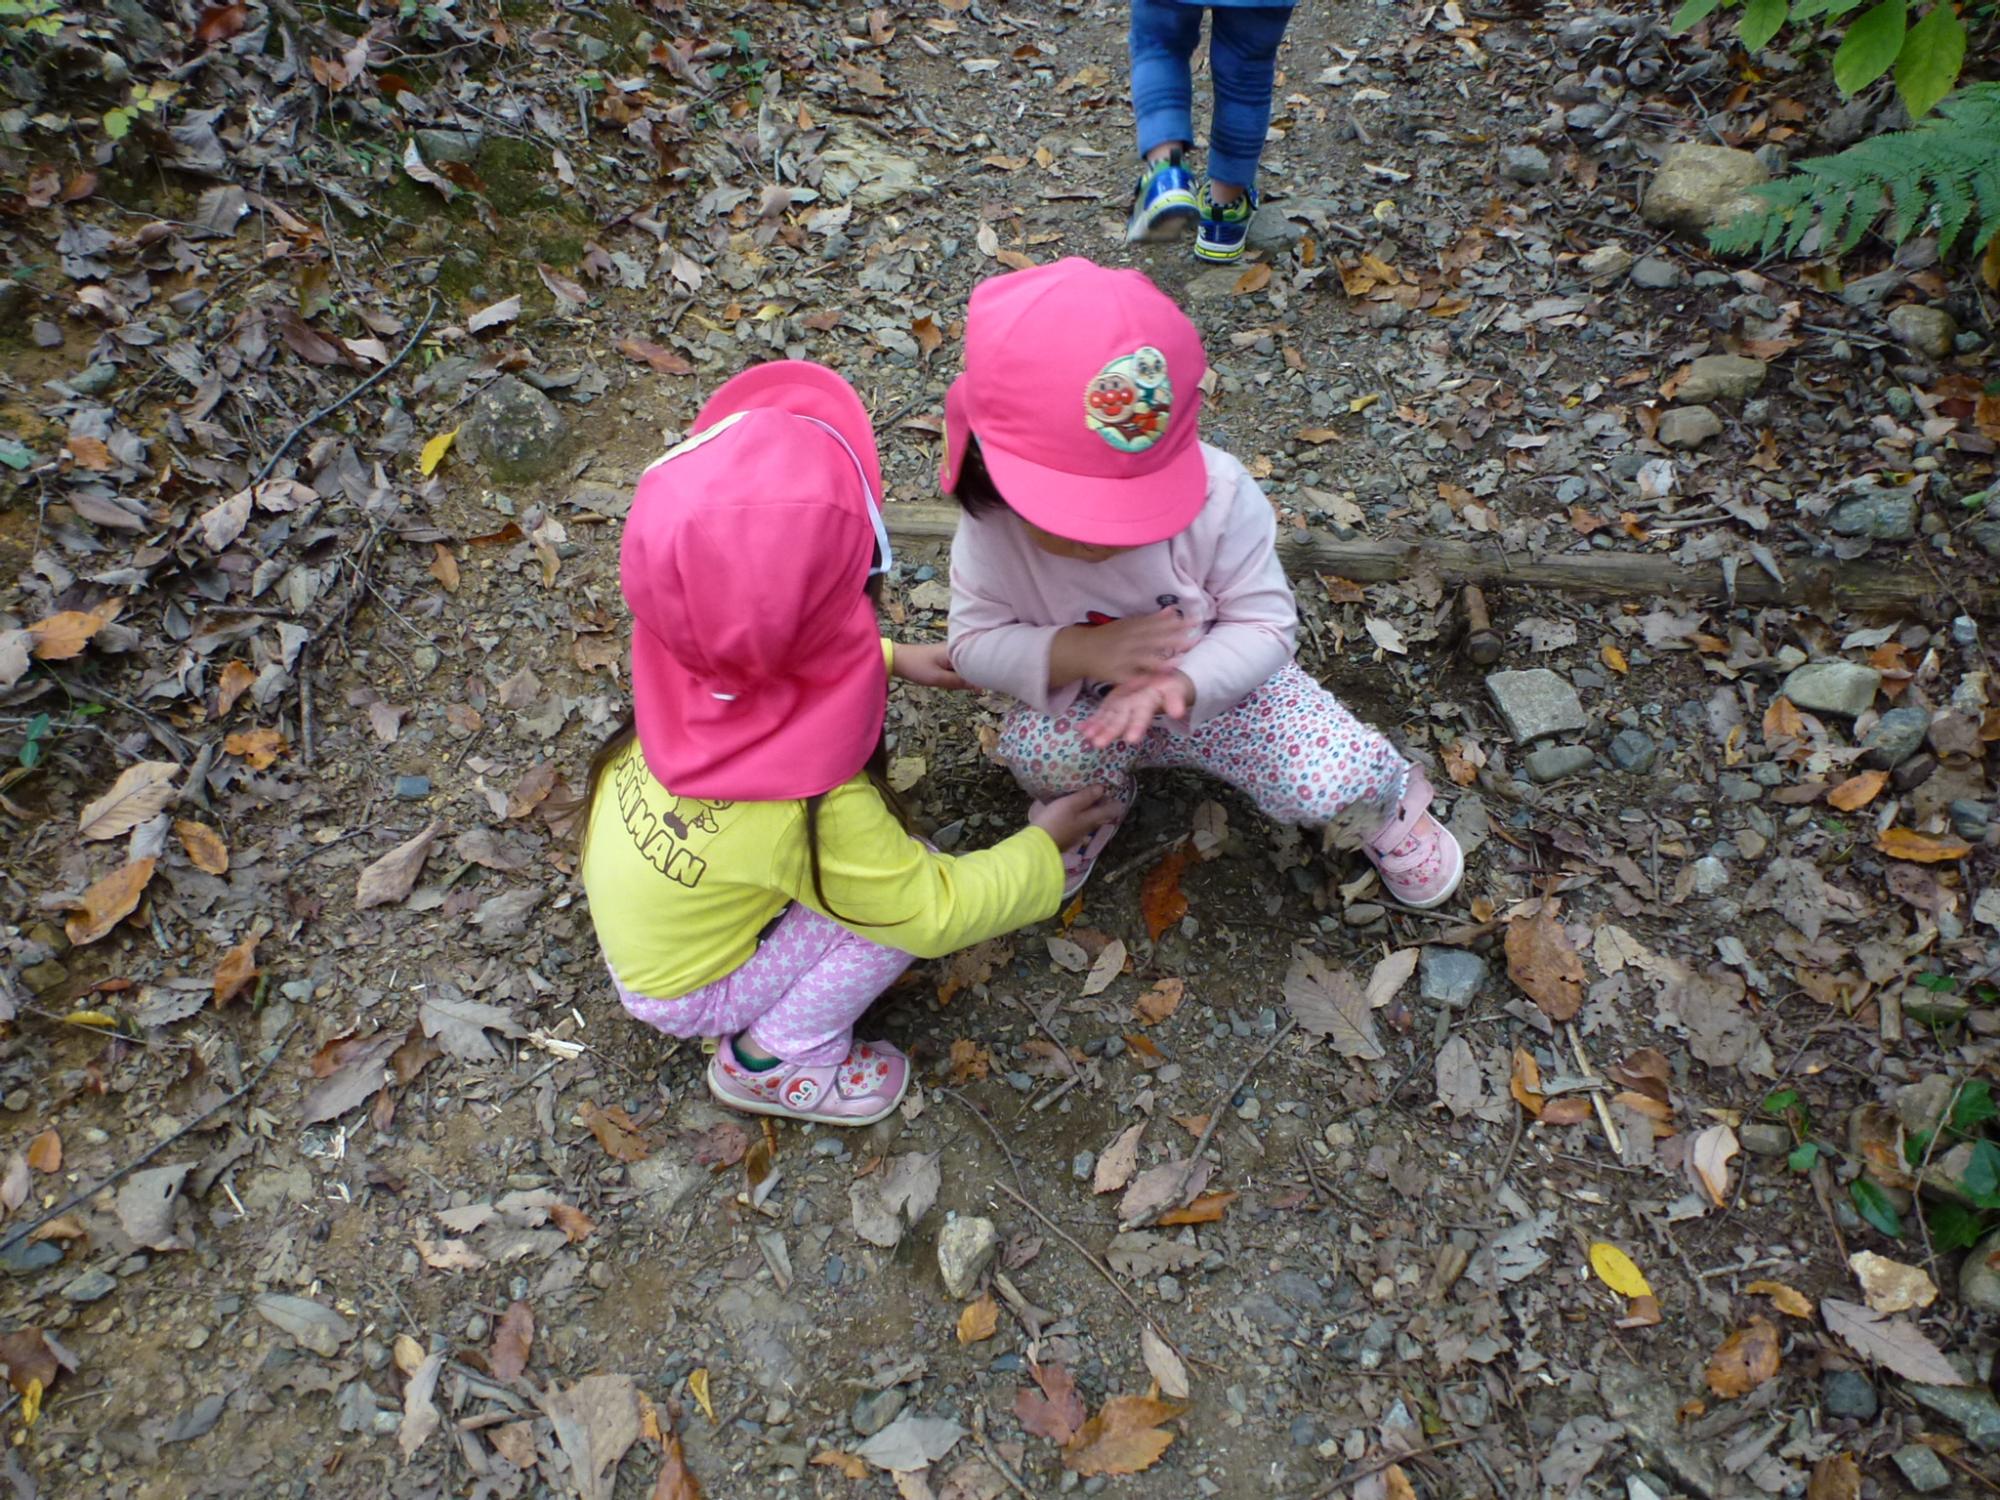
[1207,6,1293,189]
[1129,0,1204,159]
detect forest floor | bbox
[2,1,1998,1498]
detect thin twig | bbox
[1097,834,1185,892]
[1139,1019,1299,1227]
[0,1024,300,1254]
[1298,1437,1473,1499]
[250,296,436,486]
[941,1087,1030,1204]
[993,1180,1182,1356]
[970,1405,1036,1500]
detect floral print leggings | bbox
[612,904,912,1066]
[998,663,1411,847]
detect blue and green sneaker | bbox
[1125,154,1198,244]
[1195,183,1259,263]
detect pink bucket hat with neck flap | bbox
[941,256,1210,547]
[621,360,892,802]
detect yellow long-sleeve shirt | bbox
[581,737,1063,1001]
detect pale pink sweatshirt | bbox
[948,443,1298,728]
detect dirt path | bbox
[2,2,1996,1497]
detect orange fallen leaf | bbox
[28,603,117,661]
[175,819,230,874]
[1762,696,1805,745]
[1541,1096,1593,1125]
[1505,903,1583,1021]
[1509,1046,1545,1117]
[1746,1279,1814,1318]
[947,1038,991,1084]
[811,1451,868,1481]
[26,1129,60,1175]
[429,544,460,594]
[957,1293,1000,1345]
[1601,643,1629,675]
[65,858,157,946]
[1140,846,1191,942]
[1827,770,1887,811]
[214,659,256,716]
[549,1202,596,1243]
[1234,263,1272,295]
[1874,827,1972,863]
[1062,1393,1185,1476]
[213,935,259,1006]
[1706,1317,1781,1398]
[1616,1294,1663,1328]
[223,727,287,770]
[579,1102,652,1162]
[1158,1190,1236,1226]
[1807,1452,1860,1500]
[1136,978,1184,1025]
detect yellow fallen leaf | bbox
[1875,826,1972,862]
[688,1367,715,1423]
[957,1293,999,1345]
[60,1009,120,1027]
[20,1377,41,1428]
[812,1450,868,1480]
[1746,1278,1814,1318]
[1348,393,1381,414]
[1827,770,1887,812]
[1601,643,1628,675]
[419,427,458,477]
[1589,1242,1654,1299]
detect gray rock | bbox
[1959,1227,2000,1315]
[1907,1381,2000,1451]
[1841,268,1903,310]
[1630,256,1685,290]
[1972,521,2000,560]
[1657,406,1722,448]
[1738,1121,1792,1157]
[1187,266,1247,302]
[1677,354,1767,403]
[1419,947,1488,1007]
[1487,668,1587,743]
[64,1267,117,1303]
[254,1293,355,1356]
[0,278,27,333]
[1578,245,1633,279]
[1893,1444,1952,1492]
[1608,729,1657,773]
[851,1386,906,1438]
[1887,304,1957,359]
[937,1214,998,1299]
[1862,706,1930,768]
[821,123,930,209]
[1779,661,1881,718]
[413,128,483,164]
[1690,856,1728,897]
[1949,799,1990,839]
[68,361,119,396]
[627,1152,700,1215]
[1344,902,1385,926]
[1524,744,1594,783]
[1247,204,1304,250]
[1641,144,1769,234]
[1830,491,1916,541]
[1823,1370,1877,1419]
[463,376,569,483]
[1500,145,1552,184]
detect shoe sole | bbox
[705,1058,908,1128]
[1193,238,1248,263]
[1127,198,1198,244]
[1385,837,1466,911]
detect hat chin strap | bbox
[797,415,893,578]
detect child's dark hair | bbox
[950,435,1010,520]
[576,575,908,921]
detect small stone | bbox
[22,960,67,994]
[1892,1444,1951,1493]
[1830,491,1916,541]
[394,774,431,800]
[1657,405,1723,448]
[1676,354,1767,403]
[936,1215,998,1299]
[1778,661,1881,718]
[1630,256,1685,290]
[1419,947,1487,1007]
[1894,752,1937,793]
[1343,903,1385,926]
[1886,304,1957,360]
[1959,1227,2000,1314]
[462,376,570,483]
[1906,1379,2000,1451]
[1235,1095,1261,1122]
[1246,204,1304,250]
[65,1267,118,1303]
[1971,521,2000,560]
[1928,709,1981,759]
[68,361,119,396]
[413,128,483,163]
[1641,144,1768,235]
[1607,729,1657,773]
[1949,799,1990,839]
[1738,1121,1791,1157]
[1524,744,1594,783]
[1578,245,1634,279]
[1821,1370,1878,1421]
[1861,706,1930,769]
[1499,145,1552,184]
[851,1387,905,1438]
[1690,856,1728,897]
[1486,668,1587,743]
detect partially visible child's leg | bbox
[1163,663,1465,906]
[997,700,1148,893]
[1194,5,1292,262]
[1126,0,1204,241]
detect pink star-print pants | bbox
[998,662,1411,847]
[611,903,912,1066]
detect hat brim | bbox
[979,432,1209,548]
[629,591,887,802]
[697,361,885,508]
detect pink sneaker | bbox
[707,1037,909,1126]
[1363,767,1464,909]
[1030,789,1132,899]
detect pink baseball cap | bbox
[621,361,891,801]
[940,257,1209,547]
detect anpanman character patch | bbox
[1082,345,1173,454]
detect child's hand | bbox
[1028,785,1120,851]
[1081,671,1195,748]
[892,641,968,691]
[1053,607,1197,689]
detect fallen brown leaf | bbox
[1505,903,1583,1021]
[956,1294,999,1345]
[212,935,259,1006]
[1139,845,1190,942]
[1136,977,1184,1024]
[25,1129,60,1175]
[581,1102,652,1162]
[1746,1279,1814,1318]
[490,1300,534,1382]
[1509,1046,1545,1117]
[811,1451,868,1481]
[1062,1393,1184,1476]
[223,726,287,770]
[1806,1453,1860,1500]
[1705,1317,1780,1398]
[175,819,230,874]
[1826,770,1887,811]
[65,858,157,946]
[1875,826,1972,863]
[214,659,256,715]
[1158,1190,1235,1226]
[1015,1362,1085,1445]
[77,761,179,841]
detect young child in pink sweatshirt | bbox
[942,258,1464,908]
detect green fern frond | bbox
[1708,81,2000,259]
